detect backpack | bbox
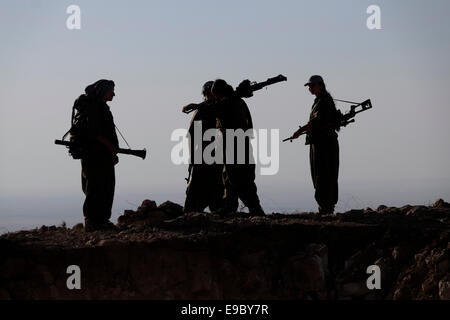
[61,95,91,159]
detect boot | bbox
[99,221,118,231]
[248,205,265,217]
[84,218,99,232]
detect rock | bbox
[422,276,437,294]
[72,223,84,231]
[439,280,450,300]
[118,210,144,225]
[392,245,411,263]
[86,239,97,246]
[400,205,413,212]
[124,210,136,217]
[414,251,427,263]
[406,206,429,217]
[117,215,132,225]
[118,200,163,226]
[140,199,158,212]
[158,201,184,218]
[118,207,167,227]
[145,210,168,226]
[377,205,387,211]
[164,212,212,229]
[433,199,450,209]
[347,209,365,216]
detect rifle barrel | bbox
[54,140,147,160]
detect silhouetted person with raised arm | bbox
[183,79,264,217]
[290,75,339,215]
[79,80,119,231]
[184,81,228,213]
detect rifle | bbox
[183,74,287,114]
[283,99,373,142]
[55,140,147,160]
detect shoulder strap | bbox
[62,104,76,141]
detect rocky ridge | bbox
[0,199,449,300]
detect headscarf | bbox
[85,79,115,101]
[202,81,214,98]
[211,79,234,98]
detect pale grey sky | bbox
[1,0,450,231]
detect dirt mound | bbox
[0,199,449,300]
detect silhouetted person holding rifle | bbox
[183,79,265,217]
[184,81,229,213]
[79,80,119,231]
[289,75,340,215]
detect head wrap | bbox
[211,79,234,97]
[202,81,214,97]
[85,79,115,101]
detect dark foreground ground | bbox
[0,199,449,300]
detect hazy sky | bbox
[1,0,450,231]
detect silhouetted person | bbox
[184,81,227,213]
[183,79,264,216]
[290,75,339,215]
[78,80,119,231]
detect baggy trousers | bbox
[310,139,339,213]
[223,164,262,213]
[81,157,115,225]
[184,164,225,213]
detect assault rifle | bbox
[55,140,147,160]
[183,74,287,114]
[283,99,373,142]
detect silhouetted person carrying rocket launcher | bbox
[55,80,146,232]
